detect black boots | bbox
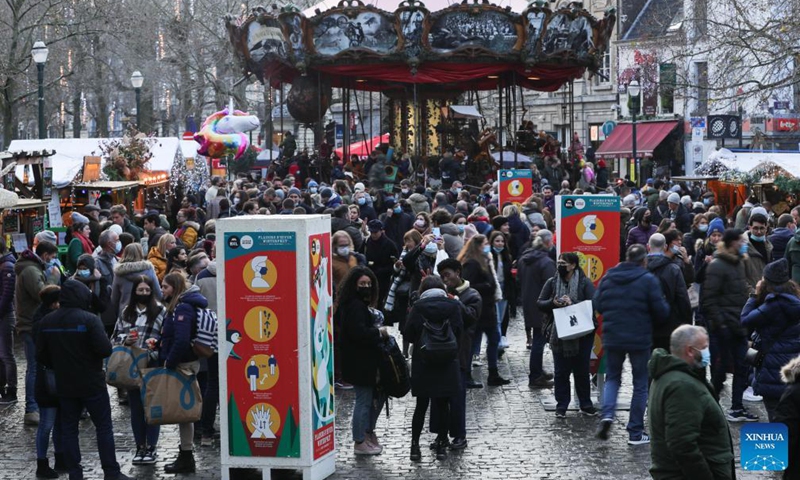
[53,453,68,473]
[409,440,421,462]
[164,449,195,474]
[465,372,483,389]
[0,386,18,405]
[36,459,58,479]
[434,437,448,460]
[487,368,511,386]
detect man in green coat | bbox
[648,325,735,480]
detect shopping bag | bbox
[552,300,595,340]
[688,283,700,309]
[105,345,149,389]
[140,367,203,425]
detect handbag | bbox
[140,367,203,425]
[552,300,595,340]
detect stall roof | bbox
[73,181,141,191]
[449,106,483,119]
[15,198,48,209]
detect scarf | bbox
[550,271,582,357]
[74,231,95,254]
[487,255,503,302]
[419,288,447,300]
[384,250,409,312]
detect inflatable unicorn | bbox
[193,107,260,160]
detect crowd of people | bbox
[0,143,798,479]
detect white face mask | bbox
[336,246,350,257]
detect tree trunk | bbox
[72,91,82,138]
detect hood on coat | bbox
[114,260,155,277]
[648,348,695,380]
[782,356,800,384]
[59,279,93,310]
[601,262,650,286]
[179,221,200,231]
[0,252,16,266]
[14,249,44,274]
[646,254,673,271]
[178,285,208,310]
[714,249,742,265]
[205,261,217,276]
[519,247,550,266]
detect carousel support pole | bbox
[354,85,368,149]
[369,90,373,153]
[268,86,273,163]
[344,86,350,163]
[498,80,503,160]
[413,83,418,158]
[513,72,518,170]
[317,72,322,149]
[280,82,284,158]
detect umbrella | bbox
[335,133,390,157]
[492,151,533,166]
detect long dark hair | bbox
[335,265,378,311]
[167,247,186,273]
[122,275,162,326]
[756,279,800,306]
[489,231,512,266]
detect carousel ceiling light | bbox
[527,76,540,80]
[356,79,366,83]
[487,75,499,79]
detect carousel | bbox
[225,0,615,184]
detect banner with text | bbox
[498,169,532,207]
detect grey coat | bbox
[109,260,162,320]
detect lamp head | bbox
[31,41,48,64]
[130,71,144,89]
[628,79,641,97]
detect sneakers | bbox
[354,440,381,455]
[140,445,157,464]
[499,336,509,349]
[24,411,40,426]
[596,418,612,440]
[528,375,554,388]
[366,432,382,454]
[471,355,484,367]
[580,406,599,417]
[628,434,651,445]
[449,437,468,450]
[132,446,146,465]
[743,386,763,402]
[334,381,354,390]
[554,409,567,419]
[726,408,759,422]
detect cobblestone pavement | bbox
[0,314,782,480]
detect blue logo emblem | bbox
[741,423,788,471]
[150,406,163,419]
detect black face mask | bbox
[133,293,152,305]
[557,265,569,278]
[356,286,372,302]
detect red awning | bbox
[335,133,390,157]
[596,121,678,158]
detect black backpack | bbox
[418,318,458,366]
[378,336,410,398]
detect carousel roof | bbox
[303,0,531,16]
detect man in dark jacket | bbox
[769,213,795,260]
[84,204,102,246]
[0,242,15,405]
[518,231,556,387]
[647,233,692,351]
[36,280,132,480]
[648,325,735,480]
[701,228,758,422]
[594,244,670,444]
[379,198,414,250]
[436,259,482,449]
[331,205,364,252]
[110,205,142,242]
[361,220,399,306]
[665,192,692,233]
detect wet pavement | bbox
[0,314,782,479]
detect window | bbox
[659,63,676,114]
[694,62,708,115]
[593,50,611,86]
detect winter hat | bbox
[274,189,285,200]
[645,178,654,186]
[288,187,301,197]
[670,185,682,193]
[764,258,790,284]
[108,224,123,235]
[622,194,637,208]
[527,212,546,229]
[72,211,89,225]
[84,204,100,212]
[354,182,366,193]
[659,190,669,202]
[35,230,57,246]
[463,223,478,242]
[308,180,319,188]
[76,254,96,271]
[320,187,333,199]
[681,195,692,207]
[491,216,509,231]
[707,217,725,236]
[667,192,681,204]
[750,206,768,220]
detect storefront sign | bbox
[498,169,532,207]
[775,118,800,132]
[224,231,300,458]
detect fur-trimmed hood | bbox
[114,259,156,277]
[781,356,800,384]
[179,220,200,231]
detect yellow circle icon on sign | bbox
[246,402,281,439]
[243,256,278,293]
[576,215,604,245]
[310,238,322,268]
[244,306,279,342]
[581,254,605,283]
[507,179,524,197]
[245,354,280,391]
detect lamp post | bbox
[31,41,49,139]
[130,71,144,129]
[561,102,568,156]
[738,104,744,148]
[628,79,641,182]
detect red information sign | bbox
[498,169,533,206]
[224,232,300,458]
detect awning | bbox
[73,181,141,191]
[596,121,678,158]
[449,105,483,119]
[335,133,390,157]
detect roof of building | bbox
[622,0,683,41]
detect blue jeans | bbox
[553,334,594,410]
[60,391,120,480]
[351,386,385,443]
[601,348,650,440]
[710,330,748,411]
[20,331,38,413]
[495,299,508,340]
[472,323,500,370]
[528,328,547,381]
[127,389,159,448]
[0,312,16,391]
[37,407,62,459]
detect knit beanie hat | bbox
[764,258,790,284]
[707,217,725,236]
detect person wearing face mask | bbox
[379,199,414,249]
[701,228,758,422]
[402,233,445,295]
[646,234,692,352]
[66,221,96,275]
[626,207,657,252]
[331,231,366,291]
[769,213,796,260]
[71,255,110,320]
[743,213,773,290]
[95,229,121,328]
[354,192,377,222]
[647,325,734,480]
[740,259,800,422]
[683,213,709,258]
[412,213,432,236]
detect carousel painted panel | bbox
[312,10,399,56]
[427,9,520,54]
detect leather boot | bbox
[36,459,58,479]
[487,368,511,386]
[164,449,195,474]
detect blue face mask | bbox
[703,198,711,206]
[424,243,438,255]
[77,269,91,278]
[114,241,122,253]
[493,246,504,254]
[698,224,709,232]
[357,197,366,206]
[750,234,765,242]
[695,347,711,368]
[457,224,465,233]
[482,245,491,254]
[310,187,318,194]
[739,243,749,255]
[393,206,402,214]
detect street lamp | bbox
[628,79,641,182]
[130,71,144,129]
[31,41,49,139]
[561,103,568,155]
[738,104,744,148]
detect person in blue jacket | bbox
[594,244,670,445]
[159,272,207,474]
[740,258,800,422]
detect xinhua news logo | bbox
[740,423,788,471]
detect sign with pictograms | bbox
[707,115,741,139]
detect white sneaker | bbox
[471,355,484,367]
[743,386,763,402]
[499,336,509,349]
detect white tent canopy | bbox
[698,149,800,179]
[492,151,532,164]
[449,105,483,119]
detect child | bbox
[776,355,800,480]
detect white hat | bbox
[680,195,692,207]
[354,182,365,192]
[667,192,681,204]
[108,224,123,235]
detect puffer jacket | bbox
[159,285,207,368]
[147,247,168,281]
[626,224,657,249]
[740,292,800,400]
[700,250,750,337]
[775,358,800,480]
[14,250,47,332]
[175,221,200,249]
[110,260,163,319]
[0,252,16,318]
[646,254,692,341]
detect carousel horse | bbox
[194,107,261,160]
[468,128,499,183]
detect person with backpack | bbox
[159,272,208,474]
[112,275,166,466]
[337,266,390,456]
[403,275,464,462]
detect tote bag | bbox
[140,367,203,425]
[105,345,149,389]
[552,300,595,340]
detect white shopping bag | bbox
[552,300,595,340]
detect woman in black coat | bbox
[337,266,389,456]
[489,230,516,351]
[403,276,463,462]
